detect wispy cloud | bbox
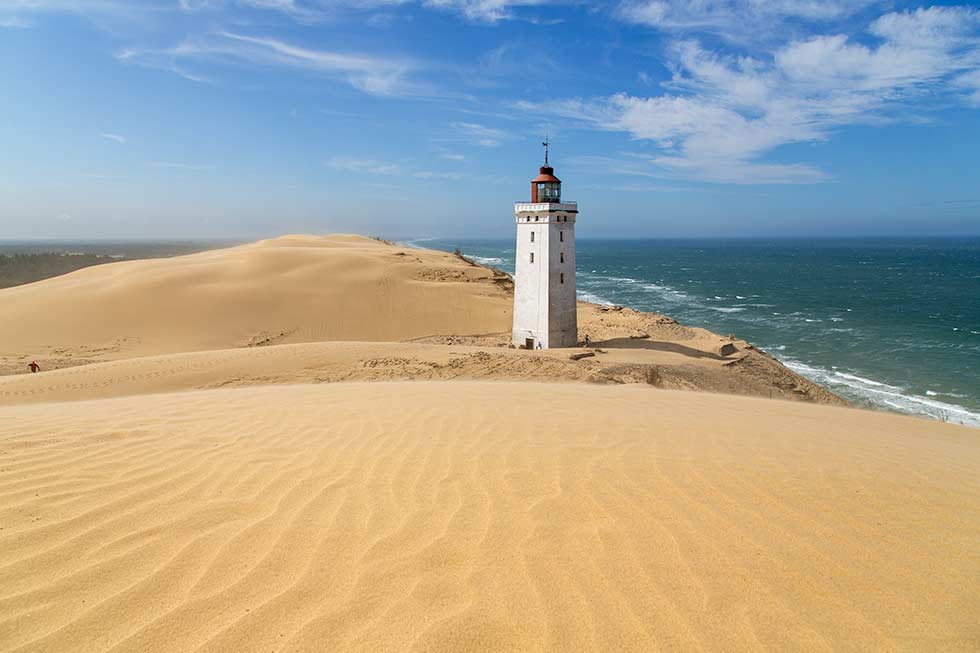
[148,161,214,171]
[326,156,467,179]
[0,16,30,28]
[326,157,403,175]
[100,132,127,144]
[450,121,510,146]
[617,0,878,44]
[423,0,553,23]
[175,0,548,24]
[119,31,427,97]
[522,5,980,184]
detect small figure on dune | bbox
[28,360,40,373]
[584,334,590,347]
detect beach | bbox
[1,235,978,650]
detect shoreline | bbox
[417,237,980,428]
[0,234,844,410]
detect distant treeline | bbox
[0,253,123,289]
[0,241,236,289]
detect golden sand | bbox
[1,382,978,650]
[1,235,977,650]
[0,235,838,405]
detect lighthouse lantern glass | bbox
[537,182,560,202]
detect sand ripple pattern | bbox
[1,382,978,651]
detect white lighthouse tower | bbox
[512,139,578,349]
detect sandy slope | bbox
[0,381,977,651]
[0,339,841,407]
[0,234,840,405]
[0,235,512,362]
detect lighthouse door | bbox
[525,338,535,350]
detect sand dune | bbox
[0,234,840,406]
[0,339,842,407]
[0,235,512,363]
[0,381,977,651]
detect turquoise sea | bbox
[415,237,980,427]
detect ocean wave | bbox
[606,276,640,283]
[397,238,435,248]
[577,291,615,306]
[708,307,744,313]
[469,256,504,265]
[782,359,980,427]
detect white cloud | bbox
[524,5,980,184]
[326,157,403,175]
[326,156,470,180]
[0,16,30,28]
[423,0,550,22]
[175,0,538,23]
[119,32,424,96]
[100,132,127,144]
[148,161,214,171]
[618,0,878,42]
[450,121,509,146]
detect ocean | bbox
[413,237,980,427]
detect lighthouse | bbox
[512,139,578,349]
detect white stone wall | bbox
[512,208,577,349]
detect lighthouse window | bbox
[530,252,534,263]
[560,252,564,263]
[530,231,535,243]
[560,273,565,284]
[559,231,564,242]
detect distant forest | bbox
[0,241,234,289]
[0,253,124,289]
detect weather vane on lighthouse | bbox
[511,137,579,350]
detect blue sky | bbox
[2,0,979,239]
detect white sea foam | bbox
[782,359,980,427]
[397,238,435,248]
[577,291,615,306]
[470,256,504,266]
[709,307,744,313]
[735,295,747,299]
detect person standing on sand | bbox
[28,361,40,373]
[584,334,590,347]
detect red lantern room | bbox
[531,137,561,203]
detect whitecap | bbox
[577,291,615,306]
[470,256,504,265]
[781,359,980,427]
[709,307,744,313]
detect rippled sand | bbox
[2,381,977,651]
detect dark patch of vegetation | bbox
[0,241,233,289]
[0,253,123,288]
